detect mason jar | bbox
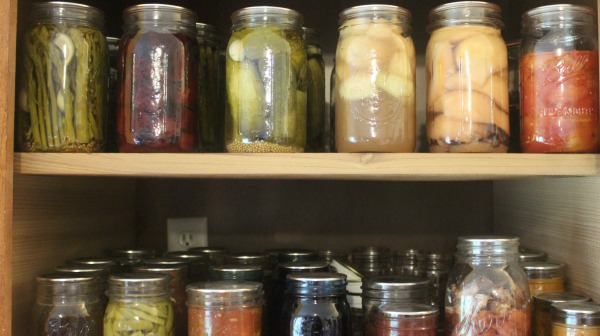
[117,4,198,152]
[304,27,327,152]
[551,302,600,336]
[519,248,548,263]
[446,237,531,335]
[391,249,422,276]
[335,5,416,153]
[164,250,210,282]
[521,5,599,153]
[196,22,223,152]
[426,2,509,153]
[352,246,392,278]
[522,261,566,297]
[104,273,173,335]
[365,303,438,336]
[70,256,119,274]
[17,2,108,152]
[282,272,352,335]
[54,263,110,309]
[228,252,269,267]
[413,253,451,325]
[533,292,589,336]
[277,248,319,264]
[33,274,103,336]
[209,264,264,282]
[111,248,156,260]
[507,40,522,152]
[225,6,307,153]
[187,281,263,335]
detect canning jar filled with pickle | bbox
[225,6,307,153]
[426,2,509,153]
[117,4,198,152]
[551,302,600,335]
[196,23,223,152]
[104,273,174,335]
[522,261,566,296]
[18,2,108,152]
[520,5,599,153]
[446,237,531,335]
[335,5,416,153]
[187,281,263,335]
[33,274,103,336]
[533,293,589,336]
[304,27,327,152]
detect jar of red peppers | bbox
[446,237,531,335]
[225,6,307,153]
[187,280,263,335]
[520,5,600,153]
[365,303,438,336]
[117,4,198,152]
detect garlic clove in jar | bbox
[52,32,75,65]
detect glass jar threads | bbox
[522,261,566,296]
[196,23,223,152]
[163,250,210,282]
[304,27,327,152]
[187,281,263,336]
[552,302,600,335]
[209,264,264,282]
[446,237,531,335]
[335,5,416,153]
[533,293,589,336]
[365,303,438,336]
[520,5,599,153]
[33,274,103,336]
[282,272,352,335]
[352,246,392,278]
[104,273,174,335]
[225,6,307,153]
[18,2,108,152]
[117,4,198,152]
[426,2,509,153]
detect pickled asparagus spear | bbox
[104,301,173,336]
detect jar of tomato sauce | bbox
[521,5,599,153]
[117,4,198,152]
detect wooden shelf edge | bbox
[13,153,600,181]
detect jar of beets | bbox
[117,4,198,152]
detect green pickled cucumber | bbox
[306,56,325,151]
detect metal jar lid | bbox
[143,257,189,267]
[55,264,109,278]
[522,262,565,279]
[108,273,170,296]
[519,248,547,263]
[70,257,118,272]
[551,302,600,326]
[378,303,439,318]
[228,252,268,266]
[188,247,229,264]
[164,250,209,263]
[276,249,319,263]
[186,280,263,307]
[363,275,430,300]
[286,272,347,296]
[277,261,330,275]
[318,249,348,262]
[457,236,519,256]
[36,273,99,298]
[427,1,503,32]
[534,293,590,311]
[111,248,156,260]
[123,4,197,27]
[523,4,596,28]
[209,264,264,282]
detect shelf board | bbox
[13,153,600,181]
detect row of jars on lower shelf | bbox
[32,237,600,336]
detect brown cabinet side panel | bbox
[494,178,600,301]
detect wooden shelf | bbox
[13,153,600,181]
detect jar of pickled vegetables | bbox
[196,23,223,152]
[446,237,531,335]
[335,5,416,153]
[304,27,327,152]
[18,2,108,152]
[533,292,589,336]
[104,273,174,336]
[365,303,438,336]
[521,5,599,153]
[33,274,103,336]
[426,2,509,153]
[187,280,263,335]
[282,272,352,335]
[552,302,600,336]
[117,4,198,152]
[225,6,307,153]
[522,261,566,296]
[209,264,264,282]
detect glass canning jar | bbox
[426,2,509,153]
[551,302,600,336]
[533,292,589,336]
[282,272,352,335]
[414,253,451,325]
[225,6,307,153]
[365,303,438,336]
[277,248,319,264]
[391,249,422,276]
[187,281,263,336]
[70,256,119,274]
[17,2,108,152]
[54,263,110,309]
[196,22,223,152]
[164,250,210,282]
[104,273,174,335]
[335,5,416,153]
[228,252,269,267]
[519,248,548,263]
[303,27,327,152]
[446,236,531,335]
[111,248,156,260]
[507,39,522,153]
[33,274,103,336]
[188,246,229,265]
[520,5,599,153]
[352,246,392,278]
[319,249,349,264]
[522,261,566,297]
[209,264,264,282]
[117,4,198,153]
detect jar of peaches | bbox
[426,1,509,152]
[334,5,416,153]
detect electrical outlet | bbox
[167,217,208,251]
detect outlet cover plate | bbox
[167,217,208,251]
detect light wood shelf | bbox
[14,153,600,181]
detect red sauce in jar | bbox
[188,306,262,336]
